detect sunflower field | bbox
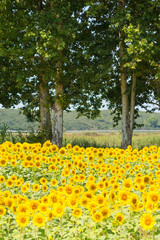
[0,141,160,239]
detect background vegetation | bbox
[1,108,160,131]
[1,108,160,149]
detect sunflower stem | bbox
[20,227,24,240]
[34,227,37,240]
[45,221,48,237]
[7,212,10,239]
[60,216,63,238]
[0,223,2,238]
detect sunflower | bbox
[11,160,17,166]
[100,207,110,219]
[98,182,105,190]
[145,202,155,212]
[138,183,146,192]
[140,213,155,230]
[41,196,49,205]
[29,200,39,212]
[73,185,83,195]
[49,192,59,206]
[48,164,57,171]
[42,185,48,192]
[84,192,93,200]
[130,193,140,206]
[123,178,133,190]
[115,212,124,225]
[54,204,64,217]
[49,144,58,152]
[6,179,14,188]
[88,202,97,211]
[35,161,41,168]
[79,174,86,182]
[67,196,78,209]
[88,155,94,162]
[88,176,95,182]
[17,203,30,214]
[0,175,5,183]
[10,175,17,182]
[16,213,30,227]
[112,182,120,191]
[0,158,7,167]
[22,161,29,168]
[59,147,66,156]
[64,185,73,195]
[119,189,130,205]
[43,140,52,148]
[51,179,58,187]
[86,182,97,193]
[47,210,54,221]
[21,185,29,193]
[0,206,6,217]
[96,195,105,206]
[38,203,49,213]
[80,196,89,208]
[72,208,82,218]
[32,184,40,192]
[92,212,103,223]
[33,213,46,227]
[66,143,72,150]
[62,168,70,177]
[40,178,47,185]
[148,191,159,205]
[143,175,150,185]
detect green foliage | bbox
[0,123,8,143]
[0,109,38,131]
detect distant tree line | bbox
[0,0,159,148]
[1,109,160,133]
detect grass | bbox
[1,127,160,149]
[63,131,160,149]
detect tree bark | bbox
[119,0,132,149]
[120,73,131,149]
[52,83,63,148]
[39,75,52,141]
[129,72,136,145]
[52,61,63,148]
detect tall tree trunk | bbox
[129,72,136,145]
[153,79,160,109]
[37,1,52,142]
[119,0,131,149]
[39,75,52,141]
[120,73,131,149]
[52,61,63,148]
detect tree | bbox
[6,0,107,147]
[0,0,22,108]
[118,0,160,148]
[82,0,160,148]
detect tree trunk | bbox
[39,75,52,141]
[120,74,131,149]
[52,61,63,148]
[119,0,131,149]
[52,83,63,148]
[129,72,136,145]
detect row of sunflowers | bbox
[0,141,160,239]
